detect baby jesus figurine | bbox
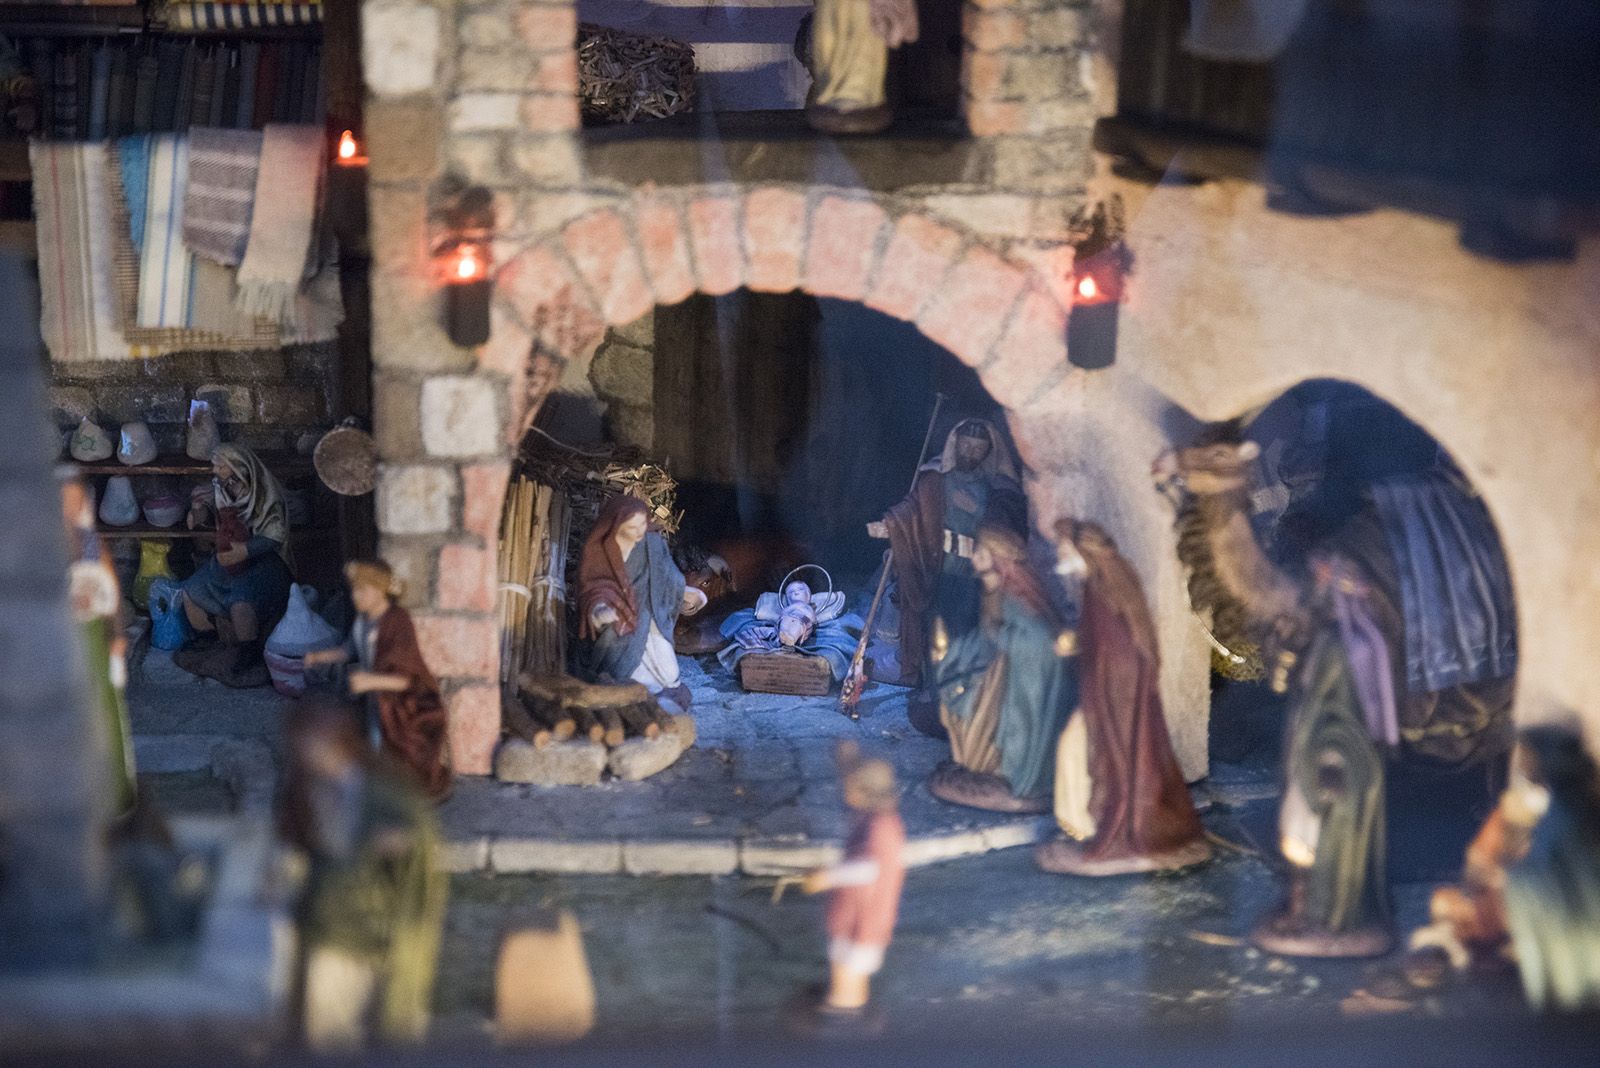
[789,741,905,1033]
[718,576,863,681]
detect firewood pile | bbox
[507,673,676,750]
[577,22,696,124]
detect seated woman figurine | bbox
[175,443,294,687]
[305,560,452,801]
[718,571,864,681]
[576,495,705,714]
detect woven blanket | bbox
[29,142,141,362]
[184,126,261,265]
[162,3,322,31]
[236,123,322,329]
[125,134,197,328]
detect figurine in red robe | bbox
[1035,518,1212,876]
[306,560,452,801]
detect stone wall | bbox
[359,0,1112,776]
[49,343,341,457]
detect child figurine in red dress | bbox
[799,741,906,1023]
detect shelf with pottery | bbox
[70,452,315,477]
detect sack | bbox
[149,578,191,650]
[133,540,174,609]
[265,583,341,697]
[70,416,114,461]
[98,476,140,526]
[186,399,221,461]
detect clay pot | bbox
[117,421,158,466]
[142,493,185,528]
[98,476,140,526]
[70,417,114,462]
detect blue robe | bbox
[582,532,686,683]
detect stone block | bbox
[450,92,521,133]
[686,194,744,297]
[987,286,1070,409]
[917,244,1029,366]
[445,134,514,186]
[254,384,325,426]
[378,463,456,534]
[804,196,888,302]
[412,612,498,678]
[491,836,621,874]
[48,386,95,426]
[989,132,1093,192]
[965,9,1026,51]
[365,100,443,183]
[922,192,1035,238]
[514,5,577,53]
[496,738,607,786]
[439,835,490,873]
[621,839,737,875]
[373,374,425,461]
[377,539,437,610]
[527,51,579,95]
[902,829,988,867]
[97,383,187,425]
[562,210,652,326]
[606,733,689,782]
[362,0,441,99]
[459,9,514,50]
[448,683,501,775]
[964,50,1010,101]
[461,461,511,542]
[739,839,840,875]
[967,100,1025,138]
[479,301,535,379]
[668,712,696,748]
[368,269,472,371]
[865,214,965,322]
[520,93,580,134]
[633,194,696,307]
[1027,7,1089,47]
[438,542,496,611]
[590,338,652,407]
[498,243,606,356]
[742,186,807,293]
[421,375,502,457]
[192,383,255,426]
[509,135,583,188]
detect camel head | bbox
[1153,439,1259,498]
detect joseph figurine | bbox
[804,0,919,133]
[869,418,1027,734]
[926,525,1077,813]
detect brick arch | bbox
[482,186,1079,441]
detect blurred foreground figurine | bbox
[60,470,138,819]
[803,0,918,133]
[1500,726,1600,1010]
[283,697,448,1053]
[789,742,905,1035]
[869,419,1027,732]
[577,495,705,714]
[927,525,1076,812]
[305,560,453,801]
[1036,520,1210,876]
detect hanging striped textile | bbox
[161,3,323,32]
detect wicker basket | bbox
[738,651,833,697]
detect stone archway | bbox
[394,189,1084,774]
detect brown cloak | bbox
[374,608,452,801]
[577,495,649,641]
[882,471,946,684]
[1070,523,1204,864]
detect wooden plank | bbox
[71,452,315,476]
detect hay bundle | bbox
[577,22,696,124]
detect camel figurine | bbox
[1154,437,1517,958]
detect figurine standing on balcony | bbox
[802,0,919,133]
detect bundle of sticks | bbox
[498,476,570,685]
[507,673,678,750]
[577,22,696,124]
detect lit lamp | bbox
[334,128,368,167]
[1065,199,1132,371]
[430,181,496,347]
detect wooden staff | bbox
[838,393,947,719]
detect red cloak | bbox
[373,607,453,801]
[1074,530,1204,863]
[577,495,649,641]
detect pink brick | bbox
[866,214,965,321]
[515,5,577,52]
[437,542,496,612]
[803,196,888,302]
[633,194,696,306]
[520,93,579,133]
[527,51,578,94]
[499,242,606,357]
[687,195,744,297]
[963,51,1009,102]
[462,461,511,543]
[447,683,501,776]
[562,210,653,326]
[964,10,1025,50]
[742,186,807,293]
[477,300,533,377]
[918,245,1029,368]
[412,612,498,679]
[983,287,1070,409]
[966,100,1024,137]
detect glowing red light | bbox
[454,246,485,281]
[338,130,357,160]
[1076,274,1099,301]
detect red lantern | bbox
[1067,238,1130,370]
[334,129,367,168]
